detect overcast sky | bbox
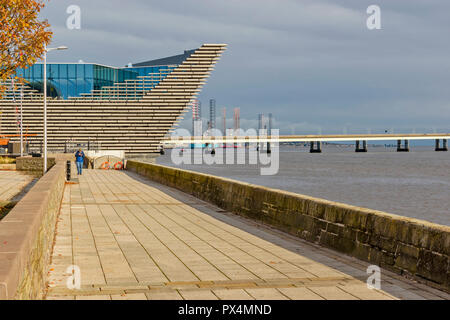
[40,0,450,134]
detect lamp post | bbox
[20,85,23,156]
[43,45,68,174]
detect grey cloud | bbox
[39,0,450,134]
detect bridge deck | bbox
[45,170,449,300]
[165,133,450,144]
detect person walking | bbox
[75,148,85,175]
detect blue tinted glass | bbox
[16,68,24,78]
[33,65,42,79]
[14,61,172,99]
[68,64,76,78]
[76,79,85,95]
[59,79,68,98]
[76,64,85,79]
[60,64,68,79]
[67,79,73,97]
[48,79,57,95]
[25,67,31,79]
[48,64,57,79]
[54,64,59,78]
[85,65,93,79]
[85,79,93,93]
[27,65,33,80]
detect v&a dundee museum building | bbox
[0,44,226,156]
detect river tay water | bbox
[156,145,450,226]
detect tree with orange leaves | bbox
[0,0,52,94]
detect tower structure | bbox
[209,99,216,130]
[268,113,273,135]
[267,113,273,153]
[222,107,226,135]
[233,108,240,131]
[258,113,264,133]
[191,99,201,134]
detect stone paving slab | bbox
[0,171,34,202]
[45,170,449,300]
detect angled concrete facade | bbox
[0,44,227,156]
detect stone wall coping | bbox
[0,162,65,300]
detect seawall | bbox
[0,162,66,299]
[127,160,450,292]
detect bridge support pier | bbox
[435,139,448,151]
[355,140,367,153]
[397,139,409,152]
[310,141,322,153]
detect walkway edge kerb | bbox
[0,162,66,300]
[127,161,450,293]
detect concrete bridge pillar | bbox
[310,141,322,153]
[397,139,409,152]
[435,139,448,151]
[355,140,367,152]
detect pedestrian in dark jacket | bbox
[75,148,85,175]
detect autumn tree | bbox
[0,0,52,94]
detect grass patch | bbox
[0,157,15,164]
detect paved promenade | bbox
[0,171,34,202]
[46,170,449,300]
